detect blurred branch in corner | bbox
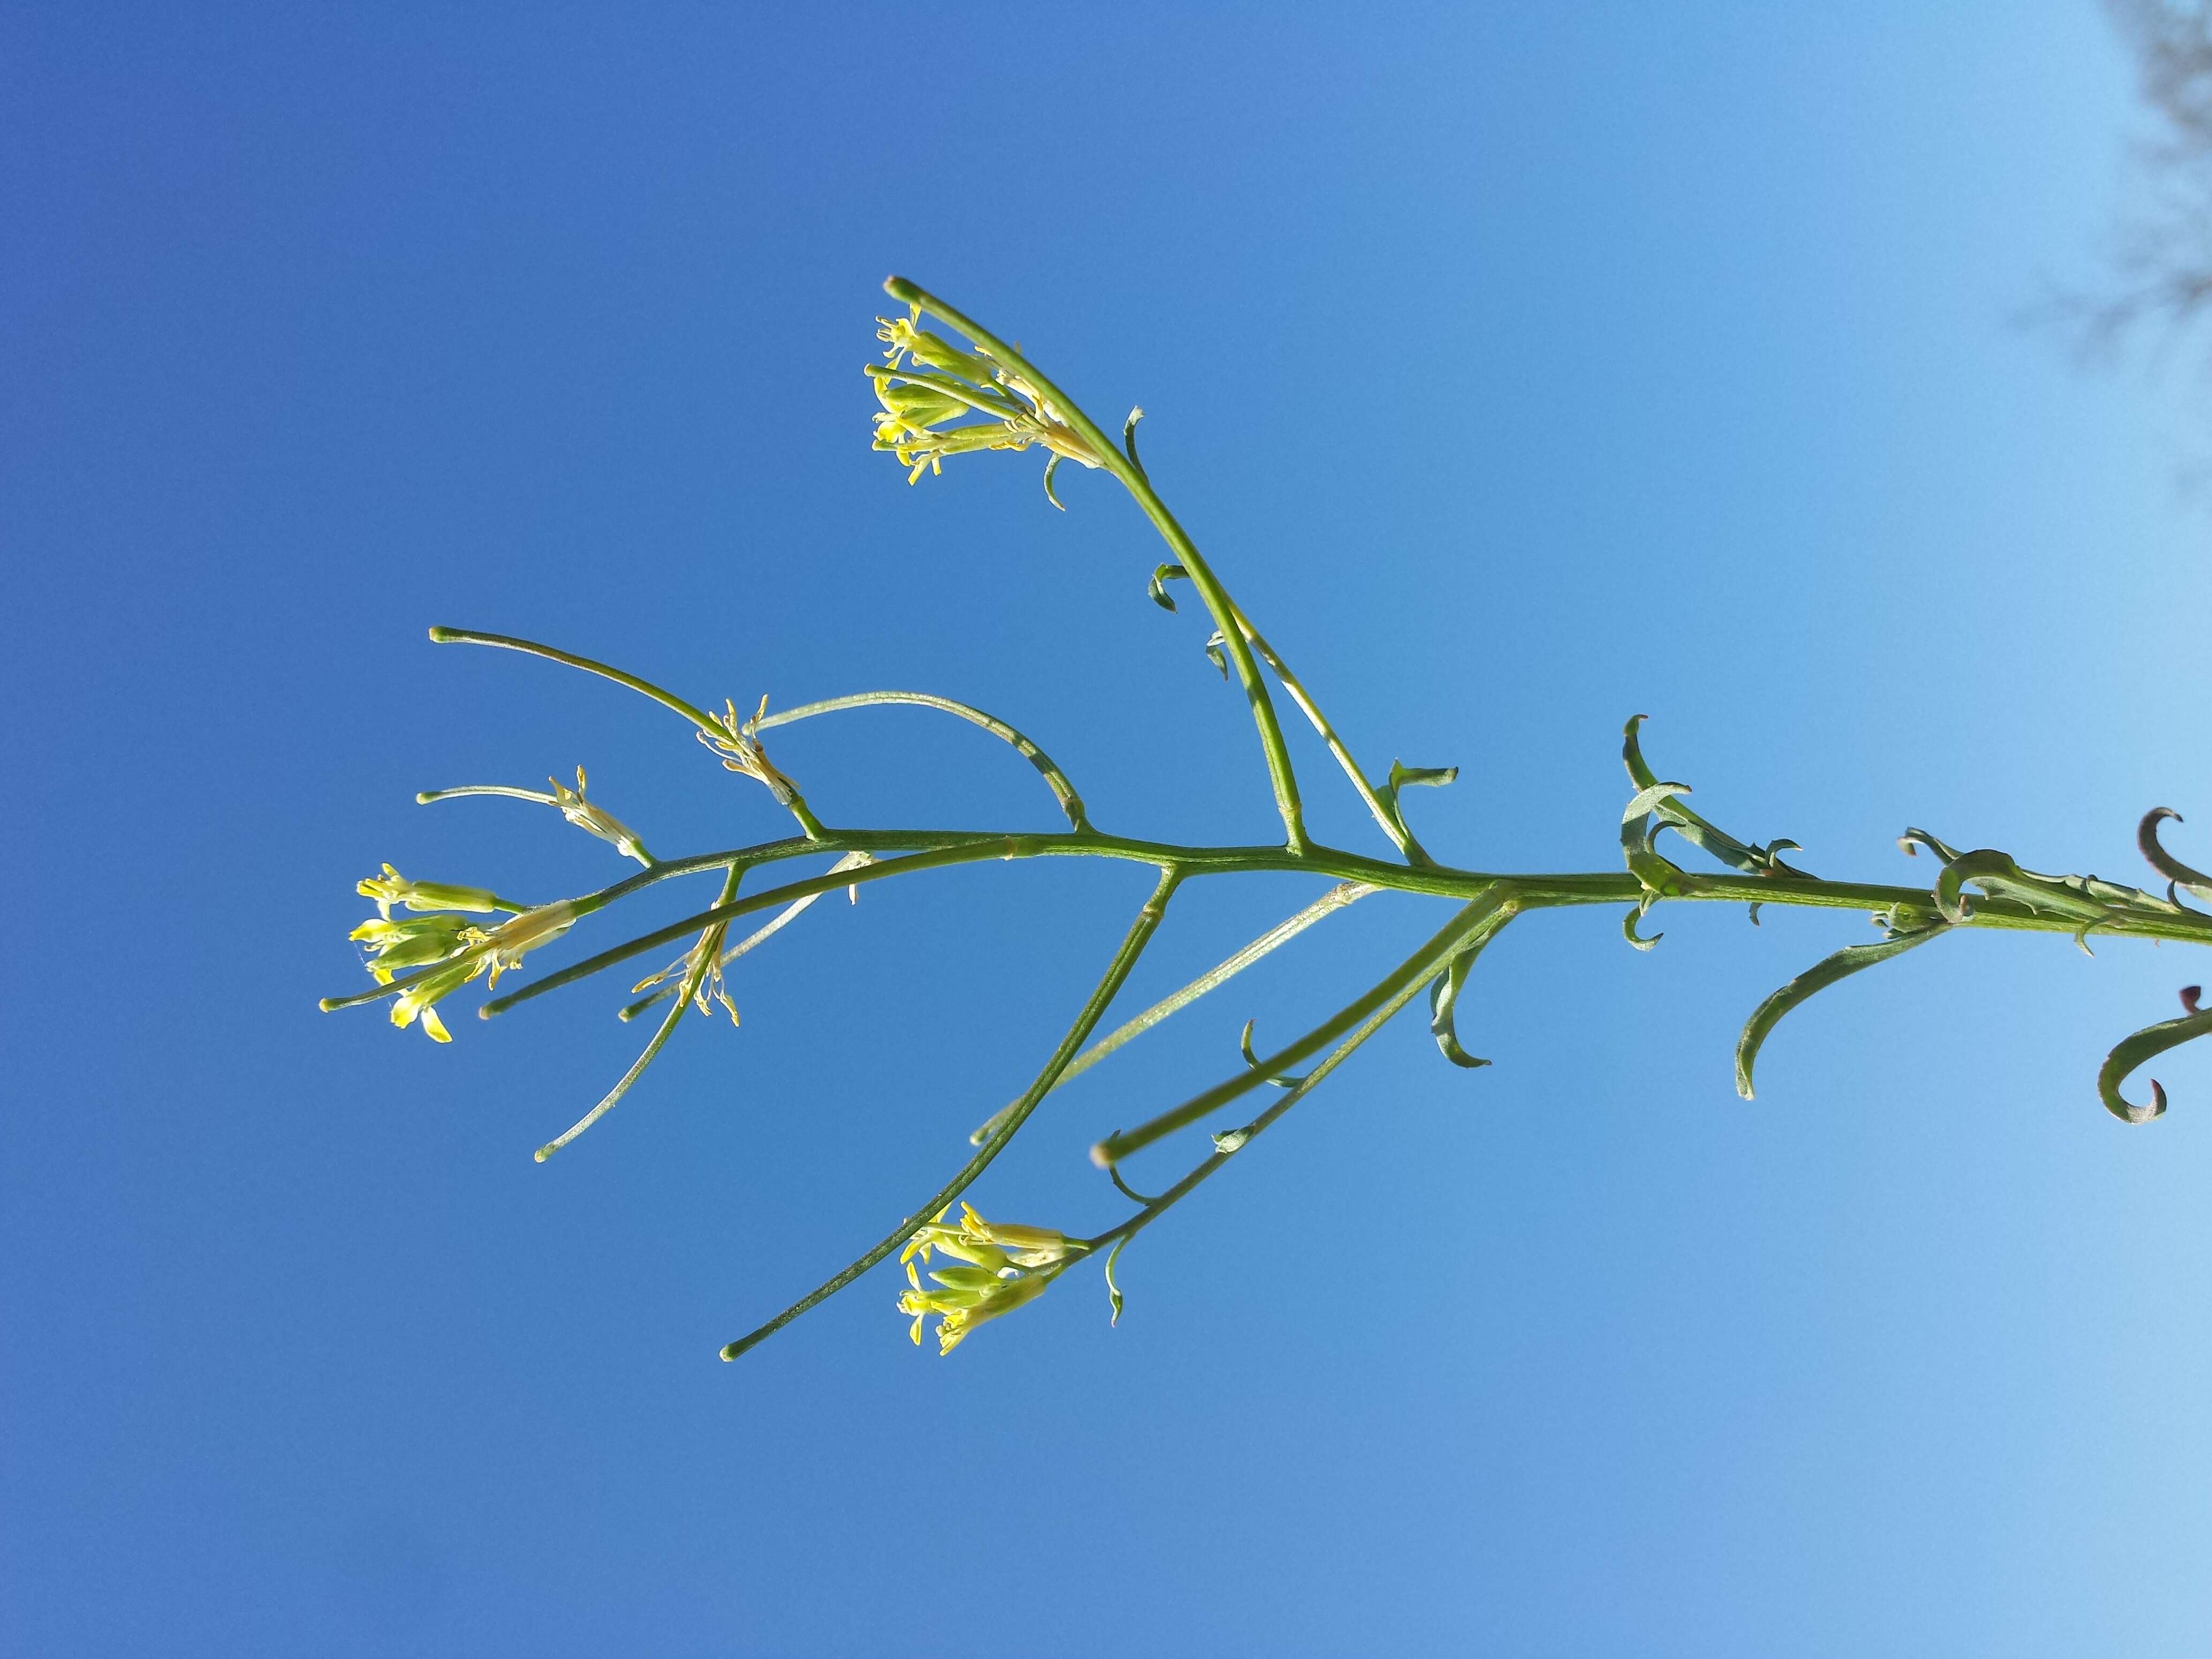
[2067,2,2212,360]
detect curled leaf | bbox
[1934,849,2023,924]
[1123,406,1147,476]
[2097,1004,2212,1123]
[1735,924,1949,1099]
[1105,1235,1131,1326]
[1239,1018,1307,1088]
[1899,827,1965,863]
[1620,786,1690,898]
[1622,714,1811,878]
[1148,562,1188,612]
[1107,1165,1164,1206]
[1042,453,1067,511]
[1624,781,1693,824]
[1623,900,1662,952]
[1427,943,1494,1069]
[2140,808,2212,900]
[1374,758,1459,848]
[1203,631,1229,679]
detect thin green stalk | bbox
[1092,885,1524,1165]
[1083,902,1513,1254]
[719,864,1183,1360]
[885,278,1311,855]
[754,690,1090,831]
[428,626,830,840]
[323,827,2212,1021]
[967,878,1379,1143]
[534,863,746,1161]
[1225,599,1430,864]
[621,851,871,1021]
[476,844,1013,1018]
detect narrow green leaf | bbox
[1735,925,1948,1099]
[1934,849,2022,923]
[1428,941,1494,1070]
[1621,714,1810,878]
[2096,1002,2212,1123]
[1147,562,1187,612]
[1623,902,1662,951]
[1239,1018,1307,1088]
[1105,1235,1131,1326]
[1123,406,1147,478]
[1898,827,1964,863]
[2140,808,2212,900]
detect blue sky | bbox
[8,4,2212,1654]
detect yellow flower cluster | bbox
[868,308,1109,487]
[897,1202,1087,1355]
[350,865,575,1042]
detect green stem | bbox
[1092,885,1522,1165]
[967,878,1379,1144]
[884,278,1311,855]
[1225,598,1429,864]
[719,864,1183,1360]
[1085,894,1522,1254]
[320,826,2212,1019]
[754,690,1090,831]
[429,626,829,842]
[535,863,746,1161]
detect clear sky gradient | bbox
[7,4,2212,1654]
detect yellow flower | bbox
[481,901,578,988]
[868,307,1111,487]
[357,863,500,920]
[350,913,482,982]
[547,767,652,866]
[346,888,576,1043]
[696,698,803,804]
[895,1203,1087,1354]
[388,957,487,1043]
[629,928,742,1028]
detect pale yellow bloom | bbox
[548,767,652,866]
[895,1203,1086,1354]
[869,307,1111,487]
[357,863,500,920]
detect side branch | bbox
[719,864,1184,1360]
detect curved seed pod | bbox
[2139,809,2212,901]
[2096,1002,2212,1123]
[1735,925,1949,1099]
